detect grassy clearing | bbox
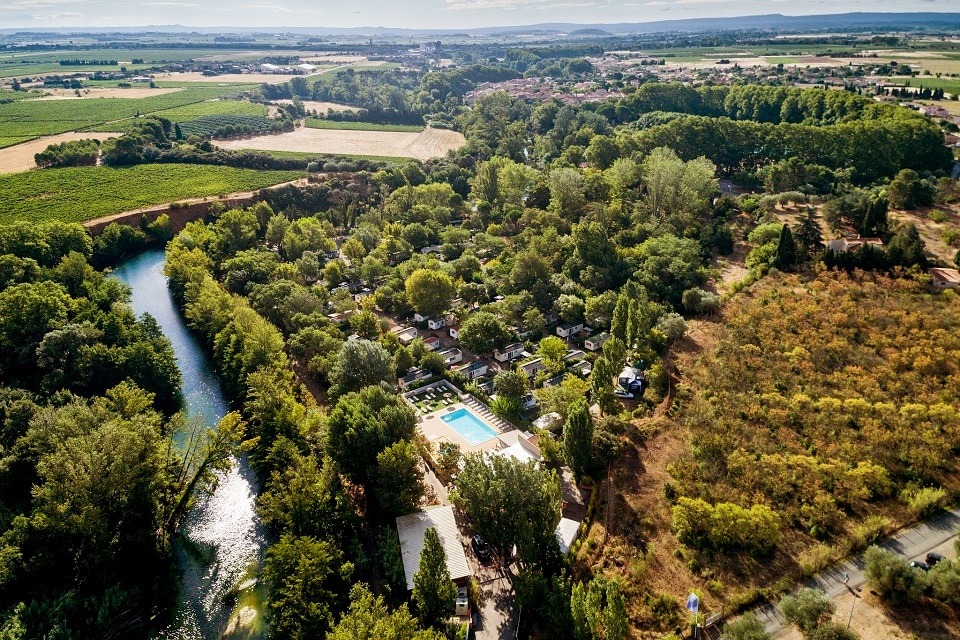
[304,118,424,133]
[0,164,303,224]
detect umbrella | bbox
[685,593,699,614]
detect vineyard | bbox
[304,118,424,133]
[0,164,303,224]
[177,114,277,138]
[0,87,256,146]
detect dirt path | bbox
[215,125,465,161]
[0,132,122,174]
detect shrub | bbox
[780,587,834,636]
[722,612,773,640]
[900,486,948,518]
[863,546,925,605]
[799,544,835,579]
[847,515,891,552]
[682,287,721,315]
[673,497,780,554]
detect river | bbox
[111,248,267,640]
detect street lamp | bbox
[846,586,862,630]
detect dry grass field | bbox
[0,132,121,174]
[216,125,466,160]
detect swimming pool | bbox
[441,408,499,446]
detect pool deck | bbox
[419,401,506,454]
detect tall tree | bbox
[564,398,595,484]
[328,339,396,399]
[412,527,457,630]
[773,224,798,271]
[792,208,824,261]
[457,311,512,356]
[328,583,443,640]
[405,269,456,318]
[455,454,562,571]
[375,441,425,517]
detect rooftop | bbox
[396,505,470,591]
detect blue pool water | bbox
[441,408,499,446]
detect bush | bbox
[900,486,948,518]
[863,546,925,605]
[723,612,773,640]
[780,587,834,636]
[673,497,780,554]
[809,621,860,640]
[682,288,721,315]
[928,559,960,606]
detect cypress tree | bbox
[774,224,798,271]
[412,527,456,630]
[564,398,595,484]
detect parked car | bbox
[925,552,946,566]
[471,534,494,564]
[909,560,930,571]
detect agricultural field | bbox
[0,86,255,145]
[215,125,465,160]
[0,132,121,175]
[304,118,424,133]
[0,164,303,224]
[0,48,240,78]
[177,114,276,138]
[889,75,960,96]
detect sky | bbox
[0,0,956,30]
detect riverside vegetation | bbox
[0,48,957,640]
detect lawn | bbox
[304,118,424,133]
[0,164,303,224]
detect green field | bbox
[0,87,255,145]
[889,75,960,95]
[0,164,303,224]
[304,118,423,133]
[238,148,404,164]
[0,48,246,78]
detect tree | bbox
[538,335,568,364]
[564,398,594,484]
[412,527,457,630]
[863,546,924,605]
[603,579,629,640]
[793,208,824,261]
[494,370,528,402]
[326,383,415,483]
[264,534,350,640]
[454,453,562,571]
[641,146,717,225]
[774,224,798,271]
[328,583,443,640]
[887,169,934,210]
[723,613,773,640]
[376,441,425,517]
[780,587,835,637]
[535,375,590,423]
[457,311,512,356]
[405,269,456,318]
[328,339,395,399]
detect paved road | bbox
[755,507,960,634]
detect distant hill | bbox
[2,12,960,37]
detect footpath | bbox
[753,507,960,634]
